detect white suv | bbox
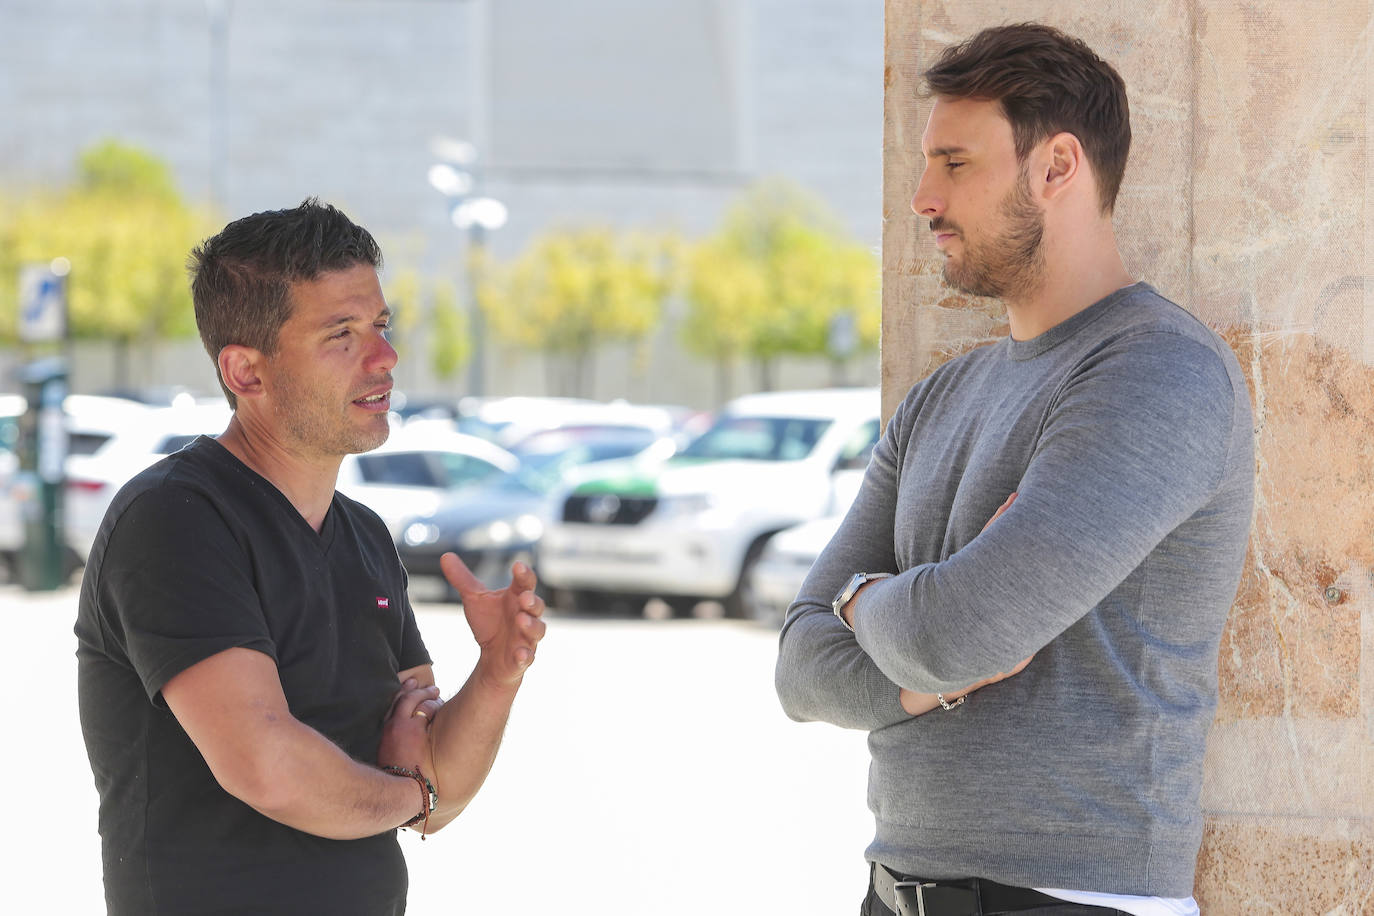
[537,388,879,617]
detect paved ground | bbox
[2,584,874,914]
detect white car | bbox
[65,395,158,458]
[64,407,519,558]
[64,401,232,561]
[3,394,161,576]
[537,388,880,617]
[746,514,847,627]
[456,396,693,451]
[335,420,520,539]
[0,394,27,576]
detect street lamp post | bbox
[205,0,232,212]
[428,139,506,398]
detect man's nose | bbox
[911,171,943,218]
[368,332,399,372]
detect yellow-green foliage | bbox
[383,268,470,381]
[0,140,210,343]
[383,268,423,343]
[683,179,878,365]
[478,227,676,356]
[428,281,470,380]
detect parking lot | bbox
[2,583,874,915]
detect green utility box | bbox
[16,358,68,591]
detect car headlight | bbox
[512,512,544,542]
[655,493,715,518]
[402,521,441,547]
[459,514,544,550]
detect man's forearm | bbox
[223,715,425,840]
[424,662,521,830]
[775,601,910,731]
[164,647,431,842]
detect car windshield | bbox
[504,432,659,496]
[495,453,570,497]
[67,430,116,456]
[678,415,831,461]
[456,415,508,443]
[354,451,504,490]
[0,415,18,454]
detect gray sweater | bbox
[775,284,1253,897]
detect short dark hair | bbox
[922,23,1131,214]
[188,197,383,407]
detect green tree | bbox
[683,179,879,393]
[0,140,209,384]
[428,281,471,382]
[477,227,676,396]
[383,268,471,390]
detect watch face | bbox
[833,573,866,611]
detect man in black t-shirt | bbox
[76,199,547,915]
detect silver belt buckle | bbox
[892,880,937,916]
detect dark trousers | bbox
[860,865,1132,916]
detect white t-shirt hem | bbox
[1035,888,1199,916]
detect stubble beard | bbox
[938,165,1046,302]
[274,371,391,459]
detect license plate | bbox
[565,535,656,562]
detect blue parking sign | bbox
[19,262,69,343]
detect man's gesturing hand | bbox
[440,552,547,690]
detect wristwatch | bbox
[832,572,893,630]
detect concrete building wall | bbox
[883,2,1373,910]
[1,0,884,407]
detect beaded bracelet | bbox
[383,764,437,839]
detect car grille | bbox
[563,493,657,525]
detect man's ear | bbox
[1037,131,1085,202]
[217,345,266,401]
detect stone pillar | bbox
[882,3,1373,910]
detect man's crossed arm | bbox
[162,555,546,840]
[838,492,1032,717]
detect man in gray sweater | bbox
[775,24,1253,916]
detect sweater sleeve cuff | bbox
[860,661,910,730]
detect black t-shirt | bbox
[76,437,431,915]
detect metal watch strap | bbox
[833,571,893,630]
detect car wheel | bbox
[552,588,645,617]
[551,587,592,614]
[664,596,699,619]
[723,536,771,620]
[602,591,649,618]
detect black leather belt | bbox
[872,864,1074,916]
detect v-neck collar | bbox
[196,436,339,552]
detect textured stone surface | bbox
[1190,5,1369,342]
[1196,818,1374,914]
[1202,717,1372,816]
[883,1,1374,907]
[1218,333,1374,724]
